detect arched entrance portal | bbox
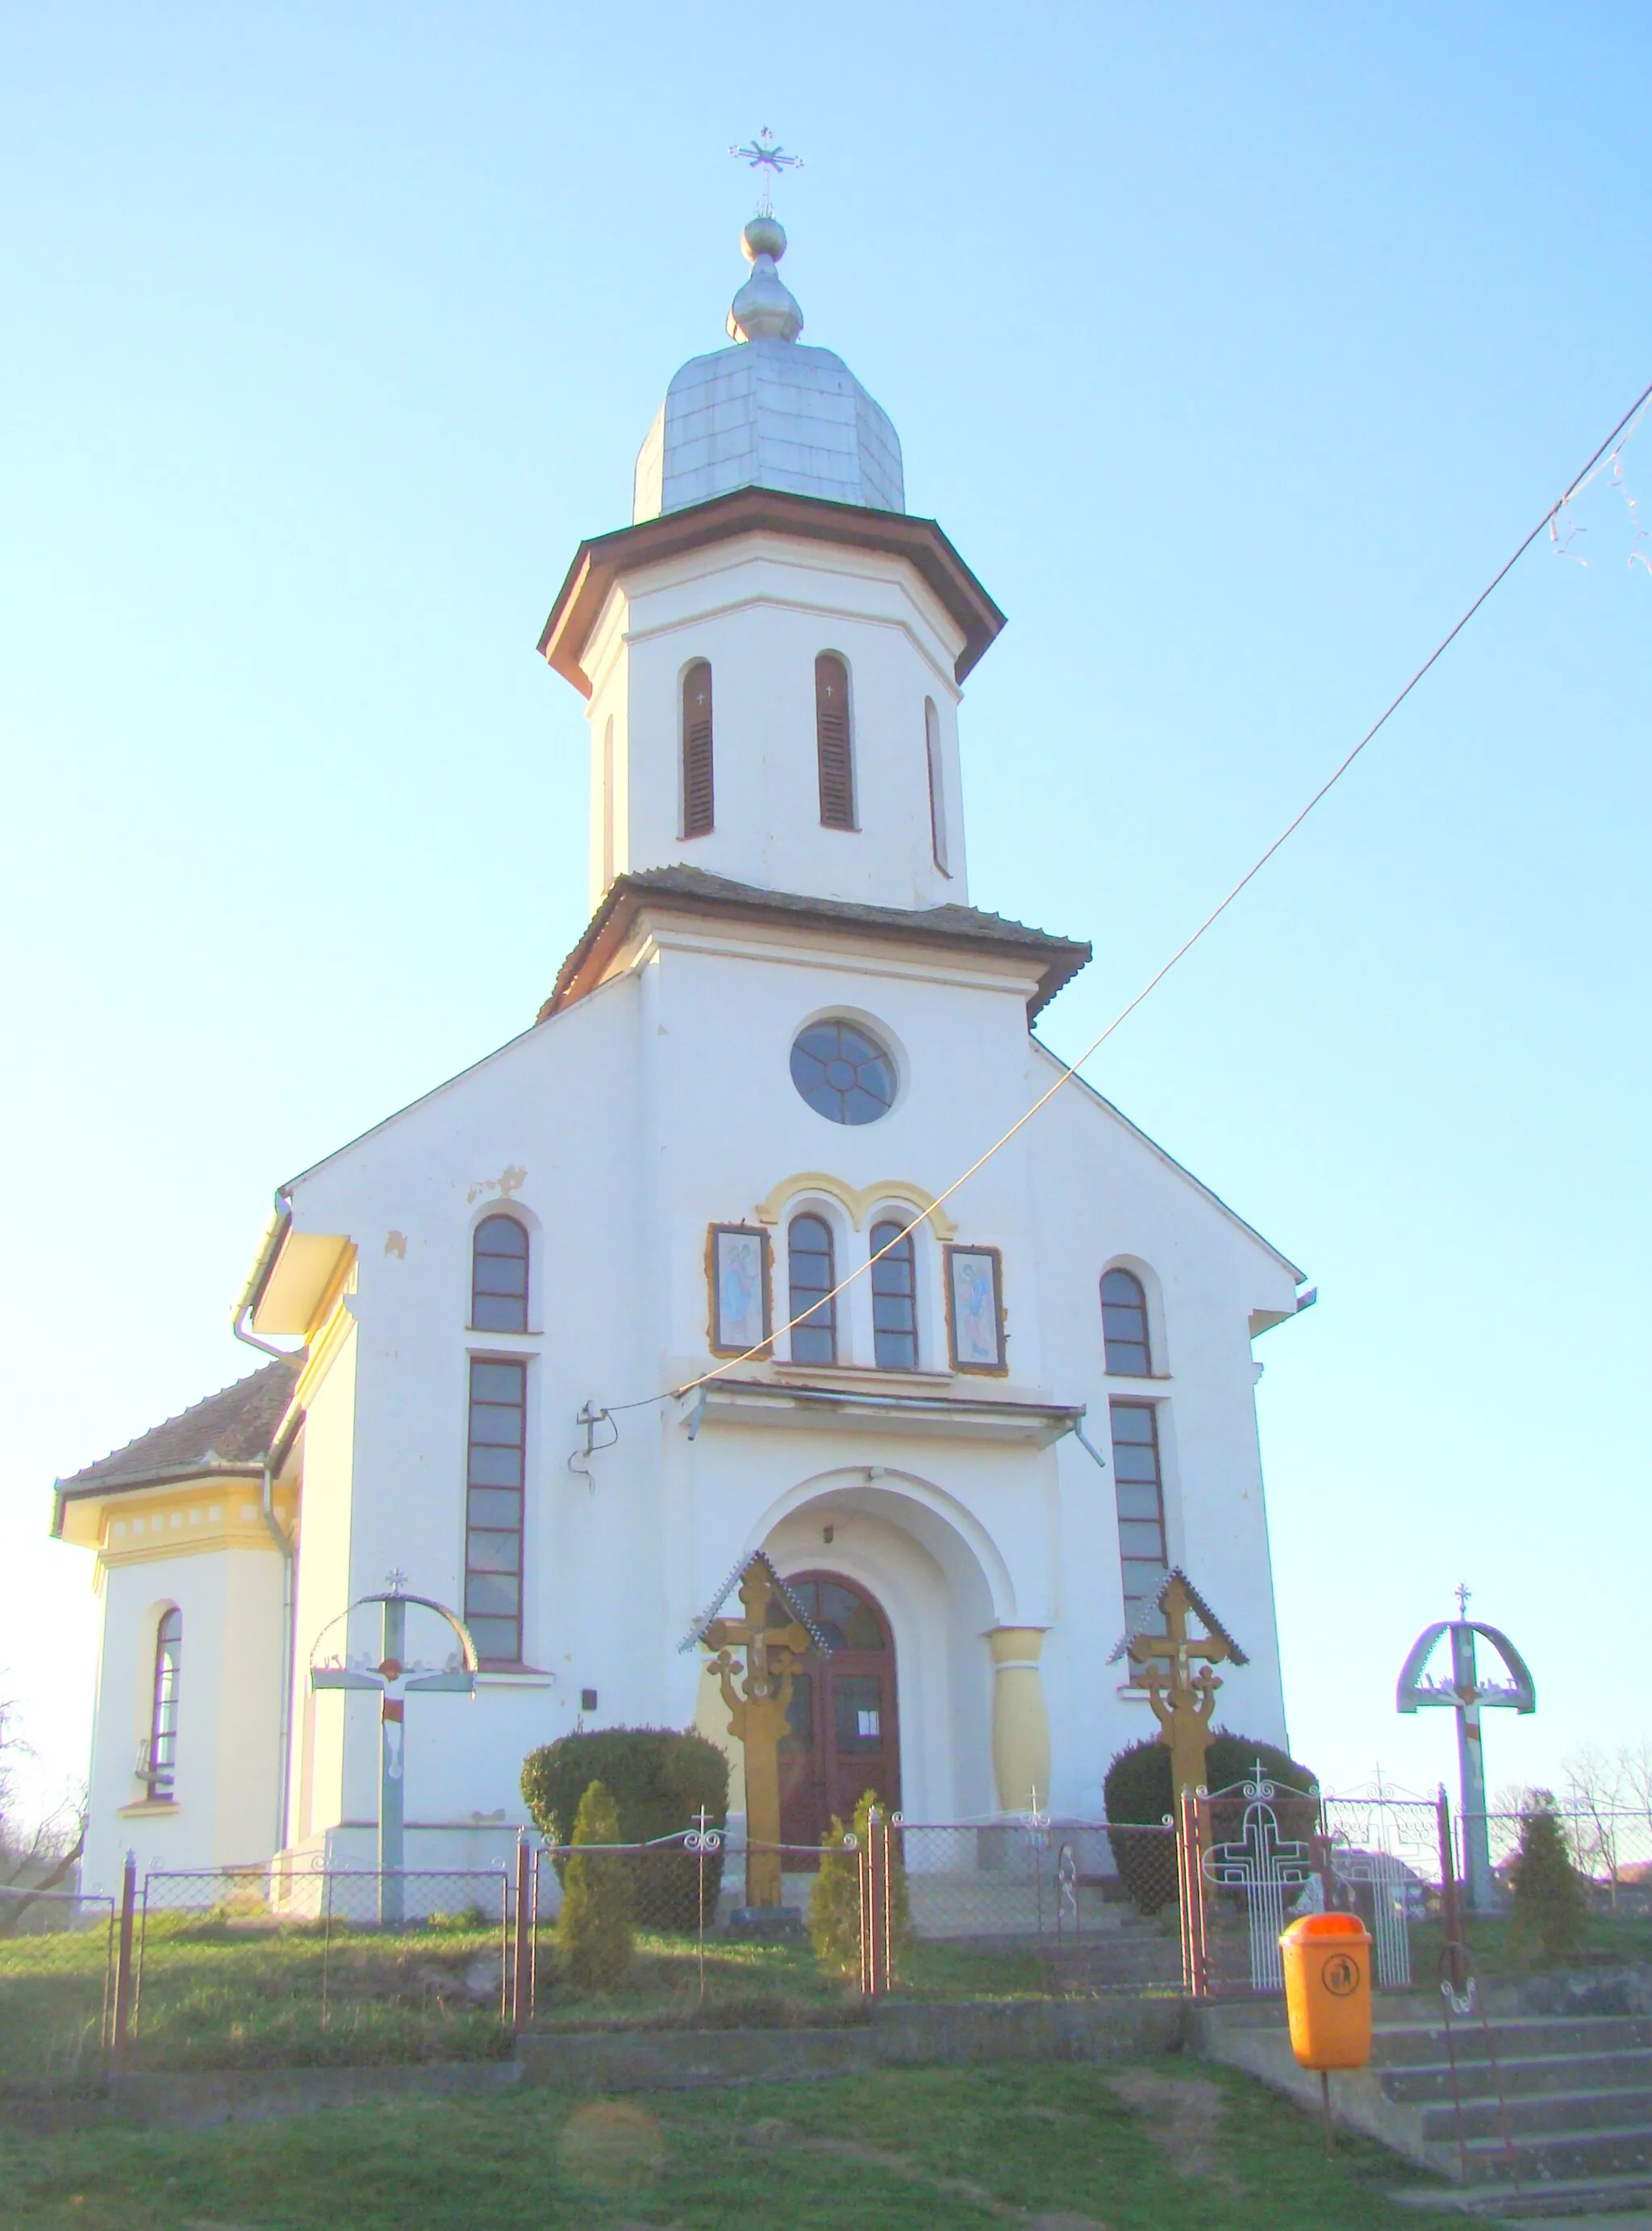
[775,1573,900,1853]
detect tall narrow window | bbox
[788,1213,837,1365]
[472,1214,529,1332]
[870,1219,918,1369]
[146,1607,181,1798]
[465,1358,526,1664]
[682,661,714,838]
[1101,1268,1151,1376]
[600,713,615,889]
[1109,1401,1168,1641]
[924,698,950,875]
[815,653,855,829]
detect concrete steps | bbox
[1194,2001,1652,2217]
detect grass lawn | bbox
[0,2060,1432,2229]
[1409,1910,1652,1984]
[0,1915,1058,2082]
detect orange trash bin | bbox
[1279,1911,1372,2070]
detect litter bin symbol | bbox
[1279,1911,1372,2071]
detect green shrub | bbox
[1509,1793,1588,1965]
[557,1781,633,1991]
[1103,1729,1320,1914]
[521,1727,728,1932]
[807,1790,910,1982]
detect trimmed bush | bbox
[557,1780,633,1990]
[1103,1728,1320,1914]
[521,1727,728,1932]
[807,1790,911,1982]
[1509,1793,1588,1964]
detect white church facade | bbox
[55,213,1313,1898]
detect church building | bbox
[54,210,1313,1897]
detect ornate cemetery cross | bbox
[695,1552,826,1911]
[1109,1569,1248,1803]
[311,1576,478,1926]
[1396,1586,1536,1914]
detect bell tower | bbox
[539,207,1004,918]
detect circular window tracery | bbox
[790,1018,896,1126]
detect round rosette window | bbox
[790,1017,896,1125]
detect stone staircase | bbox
[1193,1999,1652,2217]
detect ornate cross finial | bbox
[385,1568,410,1598]
[728,127,803,219]
[1454,1581,1471,1621]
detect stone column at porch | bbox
[985,1625,1051,1815]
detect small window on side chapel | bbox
[1101,1268,1150,1376]
[473,1215,529,1332]
[816,654,856,829]
[924,698,950,875]
[682,662,714,838]
[870,1219,918,1369]
[147,1607,181,1798]
[788,1213,837,1365]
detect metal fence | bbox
[1464,1809,1652,1908]
[0,1884,117,2088]
[130,1865,511,2067]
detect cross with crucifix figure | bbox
[1113,1570,1249,1803]
[310,1577,478,1927]
[700,1554,822,1911]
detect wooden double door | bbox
[775,1573,901,1857]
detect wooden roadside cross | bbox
[1112,1569,1248,1803]
[697,1554,824,1911]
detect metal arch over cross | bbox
[728,127,803,219]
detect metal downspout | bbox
[260,1456,297,1860]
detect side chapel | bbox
[54,210,1313,1895]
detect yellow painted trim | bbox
[307,1244,357,1343]
[96,1488,295,1571]
[752,1172,958,1239]
[295,1294,356,1410]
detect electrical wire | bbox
[586,374,1652,1438]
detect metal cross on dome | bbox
[728,127,803,219]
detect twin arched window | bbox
[473,1215,530,1333]
[145,1607,181,1799]
[1101,1268,1151,1376]
[870,1220,917,1368]
[788,1214,837,1364]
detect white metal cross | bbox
[728,127,803,219]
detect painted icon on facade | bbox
[945,1243,1006,1372]
[708,1224,771,1356]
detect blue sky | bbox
[2,2,1647,1821]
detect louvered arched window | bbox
[788,1213,837,1365]
[146,1607,181,1798]
[1101,1268,1151,1376]
[473,1214,530,1332]
[870,1219,918,1369]
[682,662,714,838]
[816,654,856,829]
[924,698,950,875]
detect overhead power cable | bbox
[588,374,1652,1435]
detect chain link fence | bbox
[0,1885,117,2089]
[131,1866,511,2067]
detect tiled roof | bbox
[542,866,1091,1022]
[56,1358,302,1494]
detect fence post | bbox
[511,1832,532,2032]
[1437,1782,1467,1996]
[1177,1793,1209,1999]
[110,1851,137,2074]
[859,1810,889,1998]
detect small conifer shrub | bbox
[807,1790,910,1982]
[521,1728,728,1931]
[1509,1792,1588,1965]
[557,1779,634,1991]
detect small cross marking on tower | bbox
[728,128,803,219]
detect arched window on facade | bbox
[924,698,950,875]
[472,1214,530,1333]
[870,1219,919,1369]
[146,1606,181,1799]
[788,1213,837,1365]
[815,653,856,829]
[1101,1267,1151,1376]
[682,661,714,838]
